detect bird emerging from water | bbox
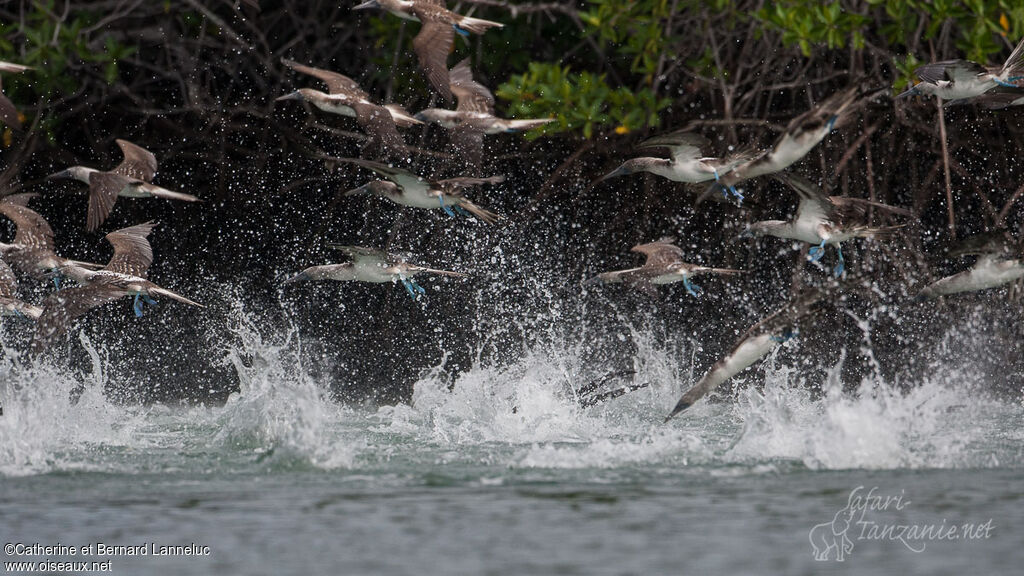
[335,157,503,223]
[0,193,102,285]
[0,61,31,130]
[746,173,913,277]
[586,237,743,297]
[0,258,41,320]
[414,59,554,169]
[918,232,1024,299]
[598,132,758,202]
[899,37,1024,102]
[283,245,466,300]
[352,0,503,102]
[277,58,421,157]
[29,221,203,356]
[48,139,201,232]
[664,289,823,421]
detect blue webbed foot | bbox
[439,195,456,217]
[808,240,827,263]
[683,276,703,297]
[132,293,144,317]
[833,246,845,277]
[401,278,417,299]
[728,185,744,204]
[143,294,158,306]
[994,78,1020,88]
[453,24,470,37]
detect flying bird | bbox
[586,237,743,297]
[665,289,823,421]
[0,193,101,285]
[29,221,203,356]
[283,245,466,300]
[352,0,504,101]
[746,173,913,277]
[336,157,503,223]
[918,232,1024,298]
[598,132,757,202]
[0,258,42,320]
[0,61,31,130]
[48,139,201,231]
[277,58,420,157]
[899,37,1024,102]
[414,59,554,168]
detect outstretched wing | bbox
[29,284,123,356]
[637,131,711,164]
[412,20,455,102]
[449,58,494,114]
[0,194,55,251]
[0,258,17,298]
[631,237,685,268]
[351,101,405,153]
[773,173,833,224]
[281,59,369,99]
[86,172,132,232]
[335,157,424,190]
[103,221,157,277]
[112,139,158,182]
[330,245,391,267]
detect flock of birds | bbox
[2,2,1024,422]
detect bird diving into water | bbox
[900,36,1024,102]
[0,193,102,285]
[283,245,466,300]
[664,289,823,421]
[277,58,421,157]
[746,173,913,277]
[0,61,31,130]
[716,85,866,193]
[335,157,504,223]
[918,232,1024,299]
[598,131,757,202]
[351,0,503,102]
[0,258,41,320]
[585,237,743,297]
[29,221,203,356]
[47,139,201,232]
[414,59,554,169]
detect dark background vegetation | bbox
[1,0,1022,405]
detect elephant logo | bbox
[808,494,861,561]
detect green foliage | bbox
[581,0,673,79]
[755,1,868,56]
[496,63,669,139]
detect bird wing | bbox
[449,58,494,114]
[281,59,369,98]
[112,139,158,182]
[1000,36,1024,76]
[0,78,21,130]
[774,173,833,225]
[332,245,390,267]
[637,131,711,164]
[29,283,123,356]
[0,194,55,251]
[448,125,485,172]
[915,60,986,84]
[352,101,405,153]
[828,196,914,226]
[433,174,505,195]
[335,157,424,190]
[412,19,455,101]
[631,237,685,268]
[86,172,132,232]
[103,221,156,277]
[0,258,17,298]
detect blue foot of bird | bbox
[401,278,426,300]
[682,276,703,297]
[833,246,845,277]
[453,25,470,37]
[770,329,797,344]
[727,185,744,204]
[438,196,456,217]
[143,294,158,307]
[994,78,1021,88]
[132,293,144,317]
[808,240,827,263]
[13,307,25,320]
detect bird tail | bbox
[65,259,105,270]
[503,118,555,132]
[417,268,468,279]
[695,267,745,277]
[148,287,204,308]
[454,15,504,35]
[459,199,502,224]
[384,104,423,127]
[146,185,202,203]
[853,224,908,240]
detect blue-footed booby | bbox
[747,173,913,277]
[337,157,503,223]
[28,221,203,356]
[0,258,41,320]
[919,232,1024,298]
[719,86,864,189]
[283,245,466,300]
[47,139,201,232]
[277,58,420,155]
[598,132,758,201]
[0,61,31,130]
[352,0,504,101]
[414,59,554,168]
[665,289,823,421]
[586,237,743,297]
[0,193,102,285]
[900,37,1024,101]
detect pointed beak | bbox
[595,165,629,185]
[343,183,372,197]
[412,112,428,123]
[352,0,378,10]
[282,271,308,285]
[897,85,919,98]
[46,169,72,181]
[276,91,304,102]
